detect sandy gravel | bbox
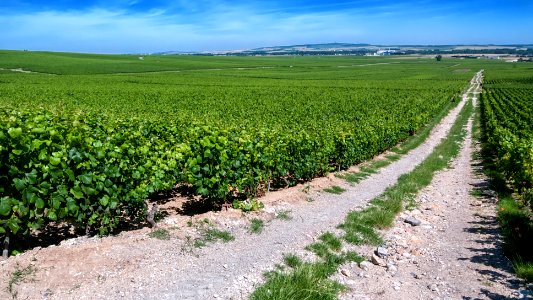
[2,71,524,300]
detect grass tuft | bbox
[148,228,171,240]
[182,219,235,250]
[337,172,369,184]
[323,186,346,195]
[251,262,346,300]
[276,210,293,221]
[203,227,234,243]
[283,254,303,268]
[7,263,37,299]
[318,232,342,252]
[249,218,265,234]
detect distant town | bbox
[153,43,533,62]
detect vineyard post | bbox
[2,233,9,259]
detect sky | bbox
[1,0,532,53]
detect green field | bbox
[0,51,526,237]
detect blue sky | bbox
[1,0,532,53]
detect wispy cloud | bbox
[0,0,531,53]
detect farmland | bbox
[1,50,532,298]
[479,64,533,279]
[0,51,483,237]
[481,66,533,203]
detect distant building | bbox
[374,49,396,56]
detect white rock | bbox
[376,246,388,258]
[371,253,387,267]
[359,261,372,271]
[387,264,398,274]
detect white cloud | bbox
[0,5,372,52]
[0,1,530,53]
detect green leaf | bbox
[35,197,45,209]
[26,171,38,185]
[0,198,12,216]
[69,148,83,163]
[99,195,109,206]
[0,227,5,234]
[197,187,209,195]
[82,185,97,196]
[39,181,52,191]
[47,210,57,221]
[31,127,46,134]
[31,139,45,149]
[13,178,26,191]
[65,169,75,181]
[51,195,62,209]
[109,200,118,209]
[38,150,48,161]
[79,173,92,185]
[7,219,20,234]
[67,199,78,214]
[57,185,68,196]
[49,156,61,166]
[8,127,23,138]
[70,187,84,199]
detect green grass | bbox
[323,186,346,195]
[248,218,265,234]
[318,232,343,252]
[251,261,346,300]
[7,263,37,299]
[366,160,391,170]
[251,94,474,300]
[148,228,171,240]
[183,219,235,250]
[495,195,533,282]
[202,228,234,243]
[276,210,293,221]
[283,254,303,268]
[514,260,533,282]
[337,172,370,184]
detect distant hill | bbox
[154,43,533,56]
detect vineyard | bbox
[0,51,486,246]
[480,67,533,208]
[479,65,533,277]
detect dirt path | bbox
[332,93,529,299]
[0,71,511,300]
[337,62,400,68]
[0,67,55,75]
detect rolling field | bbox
[0,51,522,238]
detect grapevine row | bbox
[480,73,533,208]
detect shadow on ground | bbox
[460,176,526,298]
